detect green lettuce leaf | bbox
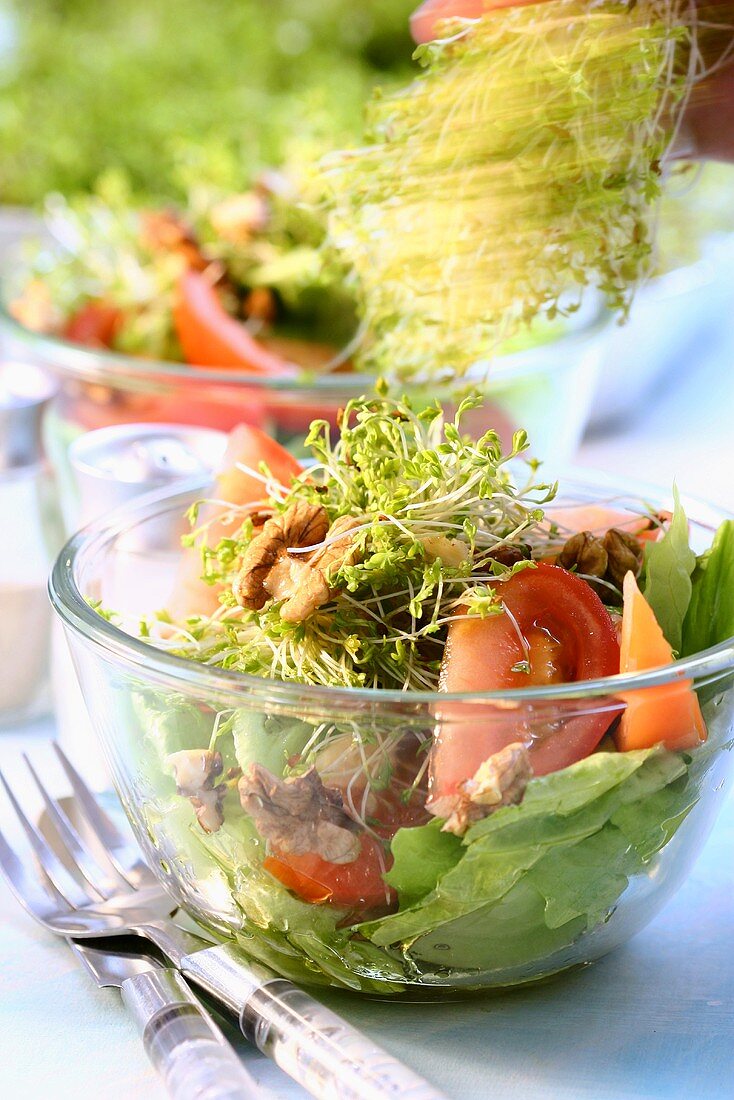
[640,487,696,654]
[232,710,312,778]
[361,749,685,950]
[384,819,462,908]
[682,519,734,658]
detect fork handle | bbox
[121,968,259,1100]
[182,946,447,1100]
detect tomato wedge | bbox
[264,835,394,912]
[64,302,123,348]
[429,563,621,810]
[167,423,302,620]
[173,270,295,375]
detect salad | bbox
[8,172,358,376]
[104,395,732,992]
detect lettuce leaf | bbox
[640,487,696,654]
[384,820,462,908]
[682,519,734,658]
[360,749,686,951]
[232,709,312,778]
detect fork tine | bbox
[52,743,156,888]
[0,822,72,928]
[0,770,98,911]
[52,743,126,846]
[24,754,128,899]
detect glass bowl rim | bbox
[0,297,604,393]
[49,473,734,708]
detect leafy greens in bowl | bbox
[50,397,734,994]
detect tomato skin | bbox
[64,302,123,348]
[430,563,621,806]
[173,270,295,376]
[167,422,302,621]
[411,1,488,43]
[264,835,394,912]
[213,422,302,508]
[411,0,542,43]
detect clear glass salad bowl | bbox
[49,476,734,997]
[0,302,602,487]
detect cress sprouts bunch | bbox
[158,394,557,691]
[324,0,709,381]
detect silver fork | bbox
[0,745,447,1100]
[0,752,261,1099]
[0,744,208,957]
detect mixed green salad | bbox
[8,169,357,373]
[107,396,733,991]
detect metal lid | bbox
[0,361,57,473]
[69,422,227,524]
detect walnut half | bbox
[233,502,362,622]
[239,764,362,864]
[430,742,532,837]
[167,749,226,834]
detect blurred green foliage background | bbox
[0,0,416,205]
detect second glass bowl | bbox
[0,301,603,482]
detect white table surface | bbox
[2,318,734,1099]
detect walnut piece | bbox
[239,764,362,864]
[603,527,644,589]
[167,749,226,834]
[559,526,644,601]
[233,501,328,610]
[433,742,532,837]
[308,515,363,576]
[233,502,361,622]
[559,531,608,580]
[488,543,532,568]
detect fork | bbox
[0,756,261,1098]
[0,746,209,957]
[69,936,261,1100]
[0,745,447,1100]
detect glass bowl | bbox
[0,301,603,485]
[49,475,734,997]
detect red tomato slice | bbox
[173,270,295,376]
[411,1,487,42]
[430,563,621,808]
[64,303,124,348]
[167,423,302,620]
[411,0,545,43]
[264,834,394,912]
[213,422,302,508]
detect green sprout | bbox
[324,0,698,381]
[155,395,558,691]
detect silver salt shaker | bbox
[68,423,227,526]
[0,362,62,724]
